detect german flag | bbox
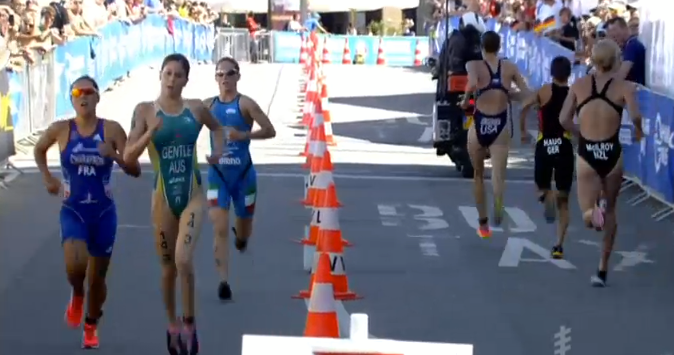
[534,16,556,34]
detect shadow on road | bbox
[330,93,433,115]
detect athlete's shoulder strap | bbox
[598,78,614,96]
[204,96,217,109]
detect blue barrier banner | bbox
[480,17,674,206]
[8,15,214,123]
[272,32,429,66]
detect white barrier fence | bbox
[241,313,474,355]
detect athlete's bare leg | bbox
[175,196,204,321]
[598,157,623,272]
[467,125,489,221]
[488,125,511,224]
[64,239,89,297]
[209,208,230,283]
[234,217,253,242]
[555,191,570,247]
[576,157,602,228]
[86,256,110,319]
[152,194,180,325]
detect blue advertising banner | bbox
[7,14,214,126]
[272,32,429,66]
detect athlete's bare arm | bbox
[519,85,544,137]
[240,95,276,140]
[34,120,68,179]
[559,84,578,132]
[622,81,643,140]
[509,62,531,101]
[190,99,224,156]
[105,120,141,177]
[464,60,480,93]
[123,102,154,164]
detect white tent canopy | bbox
[204,0,419,13]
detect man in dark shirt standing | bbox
[551,7,579,52]
[607,17,646,85]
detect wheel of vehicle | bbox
[460,155,474,178]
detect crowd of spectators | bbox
[0,0,216,71]
[428,0,645,86]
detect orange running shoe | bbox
[64,292,84,329]
[477,224,492,239]
[82,323,99,349]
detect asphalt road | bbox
[1,64,673,355]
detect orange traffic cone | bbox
[301,67,318,126]
[303,150,341,208]
[342,38,351,64]
[321,37,330,64]
[413,39,422,66]
[299,34,308,66]
[296,200,359,300]
[302,113,326,169]
[302,253,340,338]
[318,80,336,146]
[376,37,386,65]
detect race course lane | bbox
[1,64,672,355]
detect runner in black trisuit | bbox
[520,56,575,259]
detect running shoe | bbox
[64,291,84,329]
[551,245,564,259]
[492,198,504,226]
[543,193,556,224]
[181,323,199,355]
[477,218,492,239]
[82,322,99,349]
[592,198,606,231]
[166,324,182,355]
[218,281,232,301]
[590,270,608,287]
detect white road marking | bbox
[499,237,576,269]
[377,204,402,227]
[458,206,537,232]
[409,235,440,256]
[613,250,655,271]
[418,127,433,143]
[6,166,537,184]
[576,241,655,271]
[505,207,537,233]
[408,204,449,231]
[405,116,426,125]
[118,224,152,229]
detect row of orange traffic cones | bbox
[293,36,362,339]
[299,33,426,66]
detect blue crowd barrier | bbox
[463,17,674,211]
[272,32,430,66]
[7,14,215,136]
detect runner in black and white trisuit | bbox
[559,40,643,287]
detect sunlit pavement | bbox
[1,64,672,355]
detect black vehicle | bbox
[429,13,484,178]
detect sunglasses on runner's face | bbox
[216,69,238,78]
[71,87,97,98]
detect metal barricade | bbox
[213,28,273,63]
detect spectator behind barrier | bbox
[0,0,215,73]
[606,16,646,86]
